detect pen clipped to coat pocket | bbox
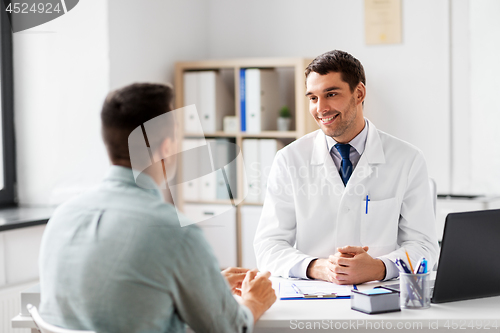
[360,197,399,248]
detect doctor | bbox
[254,50,439,285]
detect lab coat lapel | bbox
[310,130,345,191]
[345,119,386,190]
[309,120,387,195]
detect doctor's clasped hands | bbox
[307,246,386,285]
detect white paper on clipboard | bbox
[279,280,352,299]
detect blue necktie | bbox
[334,143,353,186]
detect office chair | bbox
[428,178,440,271]
[429,178,437,216]
[27,304,96,333]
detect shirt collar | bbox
[326,119,369,155]
[104,165,163,200]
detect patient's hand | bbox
[241,270,277,323]
[221,267,249,296]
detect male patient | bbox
[39,83,276,332]
[254,50,439,285]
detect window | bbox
[0,2,16,207]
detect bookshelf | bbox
[174,58,316,267]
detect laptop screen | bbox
[432,209,500,303]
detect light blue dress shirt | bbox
[325,119,369,171]
[39,166,253,333]
[289,120,399,281]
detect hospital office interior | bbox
[1,0,500,330]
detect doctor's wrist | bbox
[306,258,327,280]
[374,259,387,281]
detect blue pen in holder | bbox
[399,272,431,309]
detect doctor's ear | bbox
[355,82,366,105]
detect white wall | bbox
[449,0,500,195]
[14,0,110,205]
[13,0,500,204]
[108,0,210,90]
[14,0,211,205]
[469,0,500,195]
[450,0,471,194]
[207,0,451,193]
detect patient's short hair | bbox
[101,83,175,164]
[305,50,366,92]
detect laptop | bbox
[383,209,500,303]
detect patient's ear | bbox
[158,137,175,160]
[157,136,179,182]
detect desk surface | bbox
[254,276,500,332]
[13,275,500,333]
[257,295,500,326]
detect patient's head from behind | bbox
[101,83,177,182]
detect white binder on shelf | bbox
[181,139,201,201]
[245,69,280,133]
[199,139,217,201]
[183,204,237,269]
[184,71,234,134]
[259,139,284,202]
[241,205,263,269]
[243,139,260,203]
[214,138,237,201]
[183,73,203,134]
[215,168,229,201]
[198,71,217,133]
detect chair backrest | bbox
[429,178,437,217]
[27,304,96,333]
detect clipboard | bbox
[279,280,353,300]
[302,293,340,299]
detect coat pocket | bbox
[360,197,399,248]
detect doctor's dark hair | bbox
[305,50,366,92]
[101,82,175,164]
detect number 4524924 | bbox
[5,3,62,14]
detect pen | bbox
[365,193,370,214]
[405,249,414,273]
[291,283,303,295]
[395,258,404,272]
[414,258,428,274]
[395,258,412,274]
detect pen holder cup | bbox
[399,272,431,309]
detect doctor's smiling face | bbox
[305,50,367,143]
[306,71,366,143]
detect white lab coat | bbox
[254,119,439,278]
